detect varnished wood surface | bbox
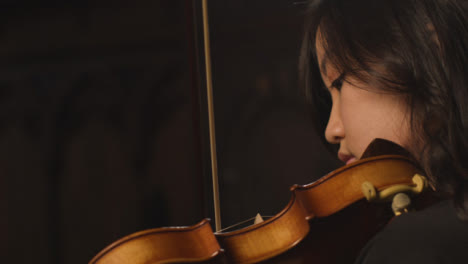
[215,193,310,264]
[293,155,421,218]
[89,142,430,264]
[89,219,221,264]
[212,154,421,263]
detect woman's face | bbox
[315,33,411,164]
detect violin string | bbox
[216,215,275,233]
[202,0,222,232]
[216,216,257,233]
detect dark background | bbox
[0,1,340,263]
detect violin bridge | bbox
[254,213,264,224]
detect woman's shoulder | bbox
[355,200,468,264]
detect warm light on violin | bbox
[89,139,436,264]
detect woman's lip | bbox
[338,153,357,164]
[346,157,358,165]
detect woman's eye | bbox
[331,73,345,90]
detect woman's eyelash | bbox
[331,73,345,90]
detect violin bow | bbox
[201,0,222,232]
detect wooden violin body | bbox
[89,140,434,264]
[89,219,222,264]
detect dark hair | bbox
[300,0,468,220]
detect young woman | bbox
[300,0,468,262]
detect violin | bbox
[89,1,436,263]
[88,139,435,264]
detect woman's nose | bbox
[325,103,345,144]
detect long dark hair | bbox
[300,0,468,220]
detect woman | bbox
[300,0,468,262]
